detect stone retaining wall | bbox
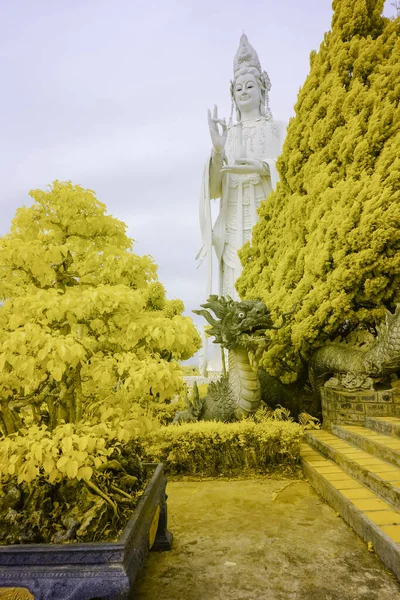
[321,387,400,428]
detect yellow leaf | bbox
[34,445,43,462]
[52,366,63,382]
[57,455,69,472]
[100,371,111,385]
[37,347,49,361]
[61,437,73,454]
[57,344,70,362]
[78,436,89,452]
[77,465,93,480]
[26,462,38,483]
[43,456,55,474]
[75,450,88,462]
[76,324,87,339]
[48,469,59,484]
[66,460,79,479]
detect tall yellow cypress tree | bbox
[237,0,400,383]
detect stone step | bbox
[332,424,400,468]
[365,416,400,439]
[301,443,400,580]
[305,430,400,508]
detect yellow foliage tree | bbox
[0,181,201,437]
[237,0,400,382]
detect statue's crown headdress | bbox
[233,33,262,77]
[230,33,273,122]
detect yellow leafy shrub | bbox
[0,405,154,485]
[0,182,201,437]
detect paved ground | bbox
[131,476,400,600]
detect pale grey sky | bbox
[0,0,397,339]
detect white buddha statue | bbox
[199,34,285,301]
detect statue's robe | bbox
[199,117,285,301]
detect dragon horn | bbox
[200,294,219,307]
[200,295,228,319]
[192,308,218,327]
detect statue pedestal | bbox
[321,387,400,429]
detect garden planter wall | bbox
[0,463,172,600]
[321,387,400,428]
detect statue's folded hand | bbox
[220,158,269,176]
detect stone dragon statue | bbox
[174,296,294,423]
[310,304,400,394]
[175,298,400,423]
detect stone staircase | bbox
[302,417,400,579]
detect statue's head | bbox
[231,34,272,122]
[233,69,262,118]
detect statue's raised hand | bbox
[208,105,227,154]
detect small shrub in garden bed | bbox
[0,418,149,544]
[144,419,304,476]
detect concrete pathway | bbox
[131,477,400,600]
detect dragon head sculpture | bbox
[193,295,290,350]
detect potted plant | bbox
[0,182,201,599]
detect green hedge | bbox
[144,419,303,476]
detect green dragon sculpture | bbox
[310,304,400,394]
[174,296,292,423]
[174,297,400,423]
